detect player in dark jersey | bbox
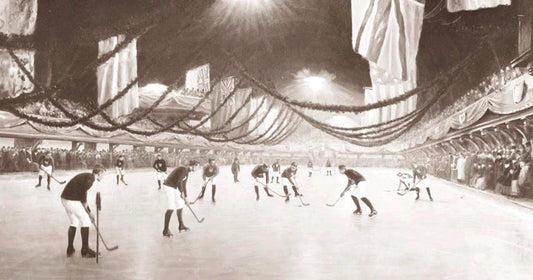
[251,164,273,200]
[153,154,167,190]
[307,160,313,177]
[60,165,105,258]
[199,158,219,203]
[271,160,281,184]
[162,165,194,237]
[413,164,433,201]
[282,162,300,202]
[325,160,333,176]
[36,151,54,190]
[339,165,377,217]
[115,154,127,186]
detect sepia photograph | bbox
[0,0,532,279]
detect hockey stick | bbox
[189,178,212,205]
[91,220,119,251]
[184,201,205,223]
[296,195,310,206]
[326,195,342,207]
[31,162,66,184]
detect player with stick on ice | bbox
[162,164,193,237]
[35,151,54,190]
[198,158,219,203]
[60,164,105,258]
[338,165,377,217]
[413,164,433,201]
[153,154,167,190]
[115,154,128,186]
[282,162,300,202]
[251,163,274,200]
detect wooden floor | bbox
[1,166,533,280]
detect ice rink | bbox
[1,165,533,279]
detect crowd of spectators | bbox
[415,144,533,198]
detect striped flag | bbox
[447,0,511,13]
[227,87,253,138]
[351,0,424,81]
[210,76,236,130]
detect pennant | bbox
[447,0,511,13]
[97,35,139,118]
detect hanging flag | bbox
[210,76,235,130]
[0,0,37,98]
[227,87,253,138]
[97,35,139,118]
[0,0,38,35]
[351,0,424,81]
[185,64,210,94]
[447,0,511,13]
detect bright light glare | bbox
[304,76,327,92]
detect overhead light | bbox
[303,76,327,92]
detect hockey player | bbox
[251,163,273,200]
[231,158,240,183]
[338,165,377,217]
[325,160,333,176]
[162,164,193,237]
[282,162,300,202]
[35,151,54,191]
[413,164,433,201]
[271,160,281,184]
[60,165,105,258]
[199,158,219,203]
[307,160,313,177]
[115,154,127,186]
[153,154,167,190]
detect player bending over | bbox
[162,164,193,237]
[251,163,273,200]
[199,158,219,203]
[153,154,167,190]
[282,162,301,202]
[413,164,433,201]
[60,165,105,258]
[271,160,281,184]
[115,154,128,186]
[36,151,54,190]
[339,165,377,217]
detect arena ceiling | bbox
[34,0,517,104]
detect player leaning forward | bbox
[339,165,377,217]
[60,165,105,258]
[162,165,193,237]
[252,163,274,200]
[199,158,219,203]
[282,162,301,202]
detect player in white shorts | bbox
[271,160,281,184]
[413,164,433,201]
[60,165,105,258]
[281,162,300,202]
[153,154,168,190]
[339,165,377,217]
[115,154,127,186]
[36,151,54,191]
[162,165,193,237]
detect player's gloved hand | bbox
[89,213,95,223]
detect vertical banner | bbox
[185,64,210,94]
[0,0,37,98]
[97,35,139,118]
[210,76,235,130]
[227,87,253,138]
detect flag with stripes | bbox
[351,0,424,81]
[447,0,511,13]
[227,87,253,138]
[210,76,236,130]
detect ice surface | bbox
[1,166,533,279]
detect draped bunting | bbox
[447,0,511,13]
[97,35,139,118]
[399,73,533,148]
[354,0,423,125]
[210,76,236,130]
[138,86,210,114]
[185,64,210,93]
[0,0,37,98]
[0,0,38,35]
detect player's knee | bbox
[80,216,91,227]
